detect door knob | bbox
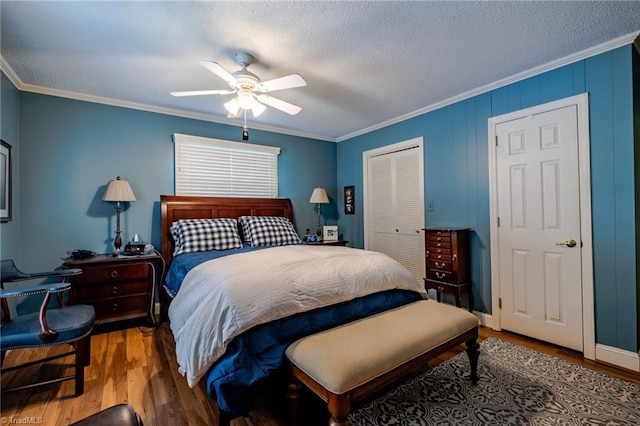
[556,239,577,248]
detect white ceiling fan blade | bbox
[171,89,234,97]
[198,60,238,88]
[256,94,302,115]
[255,74,306,93]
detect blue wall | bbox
[4,88,337,294]
[0,72,20,262]
[337,45,638,352]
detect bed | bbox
[160,195,427,421]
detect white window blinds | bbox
[173,133,280,198]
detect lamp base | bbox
[113,231,122,257]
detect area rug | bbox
[348,337,640,425]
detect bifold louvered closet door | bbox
[365,138,424,283]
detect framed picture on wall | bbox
[344,185,355,214]
[0,140,12,222]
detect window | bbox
[173,133,280,198]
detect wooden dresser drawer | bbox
[81,263,150,283]
[428,233,451,245]
[73,280,149,302]
[426,247,452,257]
[91,295,149,321]
[427,269,452,282]
[427,259,452,272]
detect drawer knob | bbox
[112,303,119,311]
[436,272,446,279]
[435,261,445,269]
[436,237,442,241]
[111,286,119,295]
[111,270,119,278]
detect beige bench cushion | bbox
[286,299,478,394]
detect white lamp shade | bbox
[224,98,241,116]
[252,101,267,117]
[309,187,329,204]
[102,176,136,202]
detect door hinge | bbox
[495,135,498,147]
[497,216,500,227]
[499,298,502,309]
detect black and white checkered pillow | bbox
[242,216,301,247]
[171,218,243,255]
[238,216,254,243]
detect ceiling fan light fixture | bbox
[237,88,255,110]
[224,98,240,115]
[251,101,266,117]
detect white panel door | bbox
[496,105,583,351]
[367,144,424,283]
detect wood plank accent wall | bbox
[338,44,638,353]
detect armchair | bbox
[1,259,95,396]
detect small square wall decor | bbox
[323,225,338,241]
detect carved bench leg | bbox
[327,393,351,426]
[288,376,302,426]
[465,336,480,385]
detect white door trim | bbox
[362,137,424,250]
[488,93,594,360]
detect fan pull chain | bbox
[242,110,249,140]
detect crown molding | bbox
[0,57,22,88]
[337,30,640,142]
[3,30,637,144]
[0,57,335,143]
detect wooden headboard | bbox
[160,195,295,268]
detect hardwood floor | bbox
[1,323,638,426]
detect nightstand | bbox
[63,252,163,327]
[305,240,349,246]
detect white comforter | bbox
[169,245,426,387]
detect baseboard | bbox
[595,343,640,373]
[474,311,497,329]
[474,311,640,373]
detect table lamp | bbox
[102,176,136,255]
[309,187,329,238]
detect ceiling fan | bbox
[171,52,306,118]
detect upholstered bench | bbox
[285,299,480,426]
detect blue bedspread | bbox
[166,247,423,416]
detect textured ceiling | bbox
[1,1,639,142]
